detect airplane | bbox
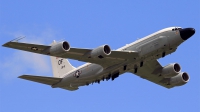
[2,27,195,91]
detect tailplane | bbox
[19,75,62,85]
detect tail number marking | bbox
[58,59,63,65]
[58,59,65,69]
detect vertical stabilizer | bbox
[50,56,76,78]
[50,41,76,78]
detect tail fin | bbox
[50,56,76,78]
[50,40,76,78]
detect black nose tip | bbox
[179,28,195,40]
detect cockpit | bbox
[172,27,182,31]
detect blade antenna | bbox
[10,36,26,42]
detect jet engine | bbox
[49,41,70,56]
[169,72,189,86]
[89,45,111,58]
[161,63,181,78]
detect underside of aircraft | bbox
[2,27,195,91]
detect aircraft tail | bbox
[50,40,76,78]
[50,56,76,78]
[18,75,78,91]
[18,75,62,85]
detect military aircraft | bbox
[2,27,195,91]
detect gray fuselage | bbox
[57,27,184,88]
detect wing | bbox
[3,41,138,68]
[128,60,173,88]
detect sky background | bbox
[0,1,199,112]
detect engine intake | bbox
[169,72,189,86]
[161,63,181,78]
[89,45,111,58]
[49,41,70,56]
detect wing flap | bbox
[19,75,62,85]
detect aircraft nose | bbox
[179,28,195,40]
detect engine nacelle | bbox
[161,63,181,78]
[49,41,70,56]
[169,72,189,86]
[89,45,111,58]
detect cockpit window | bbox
[172,28,182,31]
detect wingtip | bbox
[2,41,14,47]
[2,37,25,47]
[18,75,26,78]
[18,75,23,78]
[2,42,9,47]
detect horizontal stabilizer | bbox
[19,75,62,85]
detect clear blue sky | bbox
[0,1,199,112]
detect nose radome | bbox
[179,28,195,40]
